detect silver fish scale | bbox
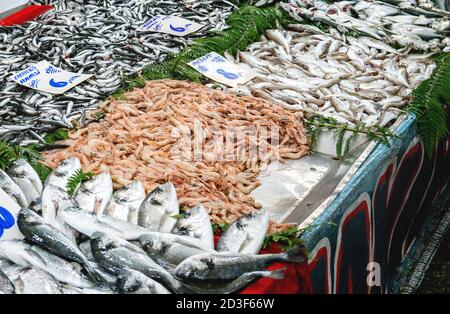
[0,0,237,145]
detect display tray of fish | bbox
[0,0,238,146]
[280,0,450,52]
[0,157,306,294]
[211,27,435,127]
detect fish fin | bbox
[84,261,111,287]
[282,246,307,263]
[262,268,287,280]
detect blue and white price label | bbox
[188,52,256,88]
[0,189,23,241]
[138,15,204,36]
[10,61,92,94]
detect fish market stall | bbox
[0,1,449,295]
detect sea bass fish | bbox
[44,157,81,192]
[7,159,42,204]
[75,172,113,215]
[172,204,214,250]
[91,232,183,293]
[59,207,151,240]
[17,208,100,283]
[106,181,146,224]
[217,210,269,254]
[0,169,28,208]
[174,248,306,282]
[183,269,286,294]
[138,183,179,233]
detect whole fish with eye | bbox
[6,159,42,204]
[75,172,113,215]
[0,0,237,145]
[138,183,179,233]
[172,204,214,249]
[0,169,28,208]
[44,157,81,192]
[17,208,103,284]
[174,248,306,282]
[90,232,184,293]
[217,210,269,254]
[106,181,146,224]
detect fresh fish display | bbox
[172,204,214,249]
[139,232,214,267]
[281,0,450,51]
[75,172,113,215]
[138,183,179,233]
[90,232,184,293]
[174,248,305,282]
[106,181,146,224]
[0,160,302,293]
[217,210,269,254]
[216,28,435,126]
[6,159,42,204]
[0,0,237,145]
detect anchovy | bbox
[0,0,237,145]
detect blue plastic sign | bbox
[138,15,204,36]
[0,188,23,240]
[188,52,257,88]
[10,61,92,94]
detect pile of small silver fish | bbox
[215,26,435,126]
[0,0,237,145]
[0,157,304,294]
[281,0,450,52]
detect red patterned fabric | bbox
[213,235,312,294]
[0,5,53,26]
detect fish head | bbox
[116,270,144,293]
[18,207,43,226]
[174,262,201,281]
[114,181,145,202]
[145,182,178,208]
[53,157,81,177]
[90,232,119,252]
[29,197,42,215]
[8,159,28,177]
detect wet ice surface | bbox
[252,152,335,223]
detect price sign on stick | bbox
[138,15,204,36]
[10,61,92,94]
[188,52,257,88]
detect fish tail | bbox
[280,245,307,263]
[84,262,112,287]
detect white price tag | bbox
[10,61,93,94]
[0,189,23,241]
[138,15,204,36]
[188,52,257,88]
